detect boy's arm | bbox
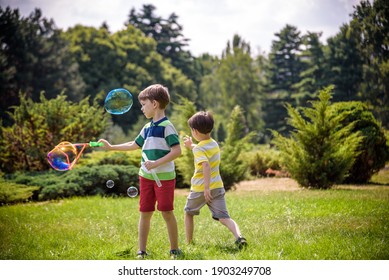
[202,161,213,203]
[144,144,182,170]
[98,139,140,151]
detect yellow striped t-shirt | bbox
[191,138,223,192]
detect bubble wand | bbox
[47,141,103,171]
[142,152,162,187]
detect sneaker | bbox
[136,250,148,259]
[235,236,248,249]
[169,249,183,259]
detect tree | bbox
[127,4,195,80]
[0,93,108,173]
[293,32,326,102]
[267,24,303,94]
[0,7,85,126]
[171,96,197,187]
[351,0,389,128]
[272,86,363,189]
[330,101,389,183]
[324,23,364,101]
[199,35,263,134]
[64,24,196,132]
[221,106,255,190]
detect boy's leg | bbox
[219,218,242,239]
[184,212,194,244]
[138,211,153,252]
[161,210,179,250]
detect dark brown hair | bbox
[138,84,170,109]
[188,111,214,134]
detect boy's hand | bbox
[204,188,213,203]
[144,160,158,171]
[97,139,111,149]
[183,135,193,149]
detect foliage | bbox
[0,179,40,205]
[0,7,85,126]
[330,101,389,183]
[267,24,303,94]
[7,164,139,201]
[171,96,197,187]
[244,146,282,178]
[127,4,195,80]
[352,0,389,128]
[272,86,363,189]
[324,23,363,102]
[199,35,263,134]
[221,106,255,189]
[0,93,108,173]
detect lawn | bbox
[0,178,388,260]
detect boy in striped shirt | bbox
[183,111,247,249]
[99,84,182,258]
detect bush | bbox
[272,86,363,189]
[0,179,40,205]
[8,165,139,201]
[221,106,255,190]
[245,146,282,177]
[0,93,108,173]
[331,101,389,183]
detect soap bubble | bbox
[127,186,138,197]
[47,141,77,171]
[106,180,115,189]
[104,88,133,115]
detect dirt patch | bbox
[175,177,389,196]
[175,177,300,196]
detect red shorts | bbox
[139,176,176,212]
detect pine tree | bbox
[272,86,363,189]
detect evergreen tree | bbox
[199,35,263,134]
[0,7,85,125]
[171,97,197,187]
[267,24,303,94]
[330,101,389,183]
[272,86,363,189]
[351,0,389,128]
[127,4,195,80]
[221,106,255,190]
[324,24,363,101]
[293,32,326,103]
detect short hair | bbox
[188,111,214,134]
[138,84,170,109]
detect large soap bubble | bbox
[47,141,77,171]
[104,88,133,115]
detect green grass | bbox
[1,181,388,260]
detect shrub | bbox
[0,179,40,205]
[330,101,389,183]
[0,93,108,173]
[272,86,363,189]
[221,106,255,190]
[8,165,139,201]
[245,146,282,177]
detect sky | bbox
[1,0,363,56]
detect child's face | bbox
[140,99,157,119]
[190,128,200,141]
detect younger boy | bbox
[183,111,247,248]
[99,84,182,258]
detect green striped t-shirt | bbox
[135,117,179,180]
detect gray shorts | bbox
[184,188,230,220]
